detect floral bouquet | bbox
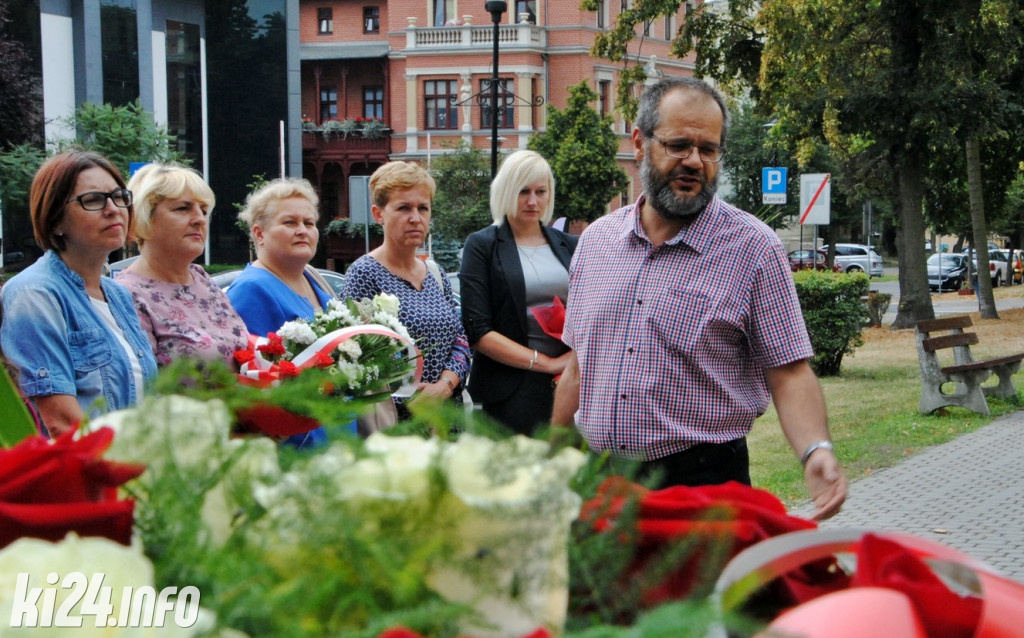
[232,294,421,437]
[236,293,420,395]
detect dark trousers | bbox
[609,438,751,490]
[482,370,556,436]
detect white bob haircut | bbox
[489,150,556,225]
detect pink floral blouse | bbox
[115,264,249,367]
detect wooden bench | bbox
[915,315,1024,415]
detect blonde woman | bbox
[341,161,469,420]
[227,177,333,447]
[115,163,247,366]
[458,150,576,435]
[227,177,333,336]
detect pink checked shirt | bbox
[562,195,813,460]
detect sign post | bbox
[762,167,787,205]
[799,173,831,225]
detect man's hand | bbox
[804,449,847,520]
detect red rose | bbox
[257,332,287,357]
[0,427,145,549]
[234,349,256,365]
[580,477,840,608]
[313,351,335,368]
[276,360,301,377]
[234,404,322,437]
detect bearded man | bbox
[551,76,846,520]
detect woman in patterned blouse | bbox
[341,162,470,420]
[116,163,248,367]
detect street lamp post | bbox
[485,0,506,179]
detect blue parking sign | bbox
[762,167,787,204]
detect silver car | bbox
[820,244,884,277]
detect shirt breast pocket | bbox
[650,286,716,353]
[69,328,113,373]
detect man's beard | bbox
[640,147,717,222]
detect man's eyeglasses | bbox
[66,189,133,211]
[649,135,726,163]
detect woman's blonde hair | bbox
[127,163,215,245]
[238,177,320,236]
[489,150,556,225]
[369,161,436,208]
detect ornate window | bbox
[480,78,514,129]
[425,80,458,129]
[317,8,333,34]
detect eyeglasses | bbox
[649,134,726,163]
[66,189,133,211]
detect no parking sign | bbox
[799,173,831,225]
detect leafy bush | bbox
[792,270,870,376]
[865,291,891,327]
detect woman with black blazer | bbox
[459,150,578,435]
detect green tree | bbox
[0,1,42,147]
[0,101,185,267]
[430,142,492,244]
[528,82,628,223]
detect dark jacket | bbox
[459,220,577,404]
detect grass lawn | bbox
[750,302,1024,507]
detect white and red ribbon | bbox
[239,324,422,396]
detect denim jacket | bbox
[1,250,157,419]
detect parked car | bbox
[962,248,1010,287]
[927,253,969,292]
[787,249,827,272]
[820,244,884,277]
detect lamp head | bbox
[485,0,507,19]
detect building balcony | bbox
[302,131,390,158]
[404,20,546,50]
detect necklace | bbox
[517,244,543,280]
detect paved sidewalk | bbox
[788,409,1024,582]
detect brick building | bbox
[297,0,701,221]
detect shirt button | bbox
[636,299,643,305]
[620,393,627,399]
[37,368,48,378]
[137,349,145,357]
[627,347,634,354]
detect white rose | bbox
[373,293,401,317]
[0,534,214,637]
[277,321,317,345]
[335,339,362,361]
[99,396,233,477]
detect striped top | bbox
[562,195,813,460]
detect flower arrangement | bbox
[236,293,419,397]
[326,215,385,238]
[316,117,390,140]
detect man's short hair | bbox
[634,76,730,147]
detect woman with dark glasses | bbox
[0,150,157,436]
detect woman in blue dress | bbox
[342,162,470,421]
[228,177,334,447]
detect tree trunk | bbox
[891,159,935,329]
[966,135,999,319]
